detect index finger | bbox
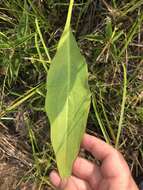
[81,133,115,161]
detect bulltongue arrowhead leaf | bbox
[45,0,91,178]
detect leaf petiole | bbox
[65,0,74,30]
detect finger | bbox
[49,171,92,190]
[72,157,101,189]
[81,133,115,161]
[101,150,131,178]
[49,171,61,188]
[82,134,131,178]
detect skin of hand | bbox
[49,133,139,190]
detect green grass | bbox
[0,0,143,189]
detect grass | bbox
[0,0,143,189]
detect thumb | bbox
[49,171,91,190]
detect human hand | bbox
[50,133,139,190]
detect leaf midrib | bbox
[65,29,71,162]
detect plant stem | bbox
[65,0,74,29]
[115,63,127,148]
[92,95,110,144]
[35,18,51,63]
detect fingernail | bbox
[49,171,61,187]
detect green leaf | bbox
[13,33,35,48]
[45,26,91,178]
[17,0,29,38]
[105,17,112,40]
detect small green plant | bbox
[45,0,91,178]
